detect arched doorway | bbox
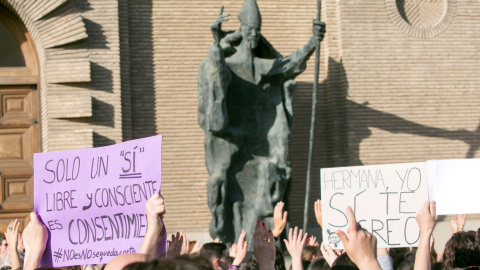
[0,5,40,229]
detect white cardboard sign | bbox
[428,159,480,215]
[321,162,428,249]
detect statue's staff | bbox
[304,0,323,232]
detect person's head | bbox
[443,231,480,270]
[306,257,331,270]
[303,246,321,262]
[104,253,147,270]
[388,247,409,262]
[393,251,416,270]
[238,0,261,49]
[0,236,7,254]
[123,255,213,270]
[331,253,358,270]
[200,242,229,270]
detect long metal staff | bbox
[303,0,322,232]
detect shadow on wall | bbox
[126,0,157,139]
[70,0,157,146]
[288,57,480,230]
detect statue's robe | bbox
[198,34,317,246]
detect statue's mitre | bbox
[238,0,262,27]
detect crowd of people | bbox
[2,194,480,270]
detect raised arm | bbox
[270,20,326,79]
[414,201,436,270]
[198,8,232,134]
[22,213,48,270]
[335,207,382,270]
[5,219,21,270]
[284,227,308,270]
[138,193,166,258]
[272,202,288,238]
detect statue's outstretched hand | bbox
[313,19,326,41]
[211,7,230,45]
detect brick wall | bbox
[135,0,330,234]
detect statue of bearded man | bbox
[198,0,325,246]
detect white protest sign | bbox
[321,162,428,249]
[428,159,480,215]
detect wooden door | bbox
[0,5,40,231]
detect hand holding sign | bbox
[416,201,435,237]
[335,207,382,270]
[413,201,435,270]
[139,193,167,257]
[320,242,338,267]
[145,194,165,232]
[23,212,48,270]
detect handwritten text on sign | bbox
[34,136,163,267]
[321,162,428,249]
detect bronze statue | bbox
[198,0,325,246]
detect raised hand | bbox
[168,232,183,258]
[449,217,458,233]
[456,214,467,232]
[307,235,319,247]
[416,201,436,236]
[211,6,230,45]
[284,227,308,270]
[139,193,166,257]
[335,207,381,270]
[414,201,436,270]
[232,230,248,266]
[272,202,288,237]
[190,240,202,255]
[254,221,275,270]
[145,193,165,230]
[5,219,19,251]
[5,219,21,270]
[229,242,237,258]
[320,242,338,267]
[23,212,48,270]
[314,200,322,228]
[312,19,326,41]
[180,233,190,255]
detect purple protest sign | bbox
[34,135,164,267]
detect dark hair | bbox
[246,248,286,270]
[123,255,213,270]
[303,246,321,262]
[331,253,358,270]
[302,261,311,270]
[200,242,228,262]
[389,247,409,263]
[443,231,480,270]
[393,251,416,270]
[306,257,331,270]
